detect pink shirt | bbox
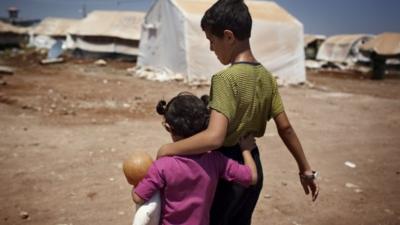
[134,151,252,225]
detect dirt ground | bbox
[1,52,400,225]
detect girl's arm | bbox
[274,111,319,201]
[157,110,228,158]
[242,150,257,185]
[132,188,145,204]
[239,135,258,185]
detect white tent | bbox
[0,20,28,34]
[137,0,306,85]
[29,17,78,49]
[361,32,400,72]
[0,21,28,46]
[316,34,373,65]
[66,11,145,56]
[360,32,400,57]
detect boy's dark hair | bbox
[201,0,252,40]
[156,92,210,138]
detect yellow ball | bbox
[123,152,153,186]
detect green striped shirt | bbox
[209,62,284,146]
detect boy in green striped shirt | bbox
[157,0,319,225]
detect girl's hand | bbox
[131,187,145,204]
[299,170,319,201]
[239,134,256,151]
[131,187,137,202]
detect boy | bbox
[157,1,319,225]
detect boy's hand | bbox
[299,170,319,201]
[239,134,256,151]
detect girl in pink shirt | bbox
[131,92,258,225]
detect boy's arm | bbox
[274,111,319,201]
[157,110,228,158]
[239,135,258,185]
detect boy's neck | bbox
[231,40,257,64]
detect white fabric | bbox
[305,60,323,69]
[137,0,306,85]
[71,37,139,55]
[132,192,161,225]
[28,34,57,49]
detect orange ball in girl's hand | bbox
[123,152,154,186]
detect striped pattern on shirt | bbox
[209,62,284,146]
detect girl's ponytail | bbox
[156,100,167,115]
[200,95,209,106]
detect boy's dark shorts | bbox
[210,144,263,225]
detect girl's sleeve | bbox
[214,152,252,187]
[209,74,237,121]
[134,162,165,202]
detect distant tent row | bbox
[66,11,145,59]
[305,33,400,64]
[137,0,306,85]
[360,33,400,79]
[24,11,145,60]
[2,0,399,83]
[2,0,305,85]
[304,32,400,79]
[304,33,400,63]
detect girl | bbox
[132,92,258,225]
